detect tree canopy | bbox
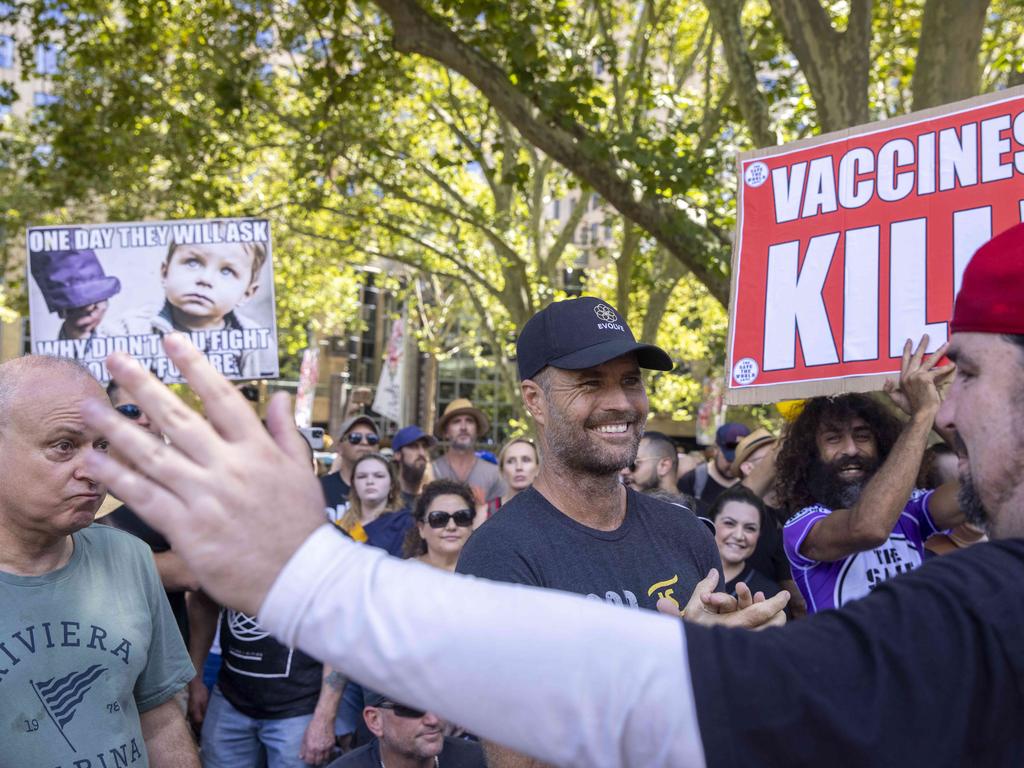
[1,0,1021,418]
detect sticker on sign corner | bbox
[733,357,759,385]
[744,161,769,188]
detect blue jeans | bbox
[201,685,315,768]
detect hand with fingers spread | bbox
[883,335,956,420]
[657,569,788,630]
[80,334,326,616]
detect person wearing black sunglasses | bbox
[106,378,161,437]
[328,691,484,768]
[321,415,380,510]
[403,480,477,573]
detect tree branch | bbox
[703,0,776,147]
[372,0,730,303]
[768,0,871,131]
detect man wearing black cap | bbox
[328,691,485,768]
[676,423,749,515]
[456,297,785,765]
[322,415,380,510]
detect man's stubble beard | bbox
[401,460,426,487]
[957,471,989,528]
[543,409,643,478]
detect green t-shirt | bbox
[0,524,194,766]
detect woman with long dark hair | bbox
[403,479,478,572]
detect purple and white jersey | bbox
[783,489,940,614]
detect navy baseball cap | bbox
[516,297,673,381]
[392,425,436,453]
[716,422,751,461]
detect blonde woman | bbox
[496,438,540,510]
[334,453,410,556]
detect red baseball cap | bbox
[951,222,1024,335]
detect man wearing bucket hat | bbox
[30,248,121,342]
[431,399,505,506]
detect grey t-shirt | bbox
[456,486,721,611]
[432,454,507,504]
[0,524,194,766]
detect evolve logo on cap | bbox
[594,303,625,332]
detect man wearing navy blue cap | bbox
[456,296,786,767]
[392,425,436,509]
[677,422,751,515]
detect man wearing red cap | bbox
[82,223,1024,766]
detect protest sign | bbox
[726,86,1024,404]
[27,217,279,383]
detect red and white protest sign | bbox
[726,86,1024,404]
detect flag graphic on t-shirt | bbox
[31,664,107,750]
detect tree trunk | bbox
[703,0,777,147]
[768,0,872,132]
[911,0,990,110]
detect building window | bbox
[34,91,60,107]
[0,36,13,69]
[35,43,60,75]
[552,198,560,219]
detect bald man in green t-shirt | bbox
[0,356,197,767]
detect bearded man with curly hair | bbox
[776,341,965,615]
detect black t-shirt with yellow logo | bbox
[456,486,721,611]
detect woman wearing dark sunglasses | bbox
[403,480,477,572]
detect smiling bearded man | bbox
[455,296,788,768]
[775,342,965,615]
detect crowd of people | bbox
[2,222,1023,767]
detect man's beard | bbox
[957,470,989,528]
[401,459,426,487]
[807,454,879,509]
[544,408,643,477]
[634,471,659,493]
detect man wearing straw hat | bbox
[432,399,505,506]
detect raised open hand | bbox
[80,334,326,616]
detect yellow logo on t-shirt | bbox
[647,575,681,610]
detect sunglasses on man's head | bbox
[377,702,426,718]
[115,404,142,420]
[426,509,475,529]
[347,432,380,445]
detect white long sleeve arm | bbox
[259,525,707,768]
